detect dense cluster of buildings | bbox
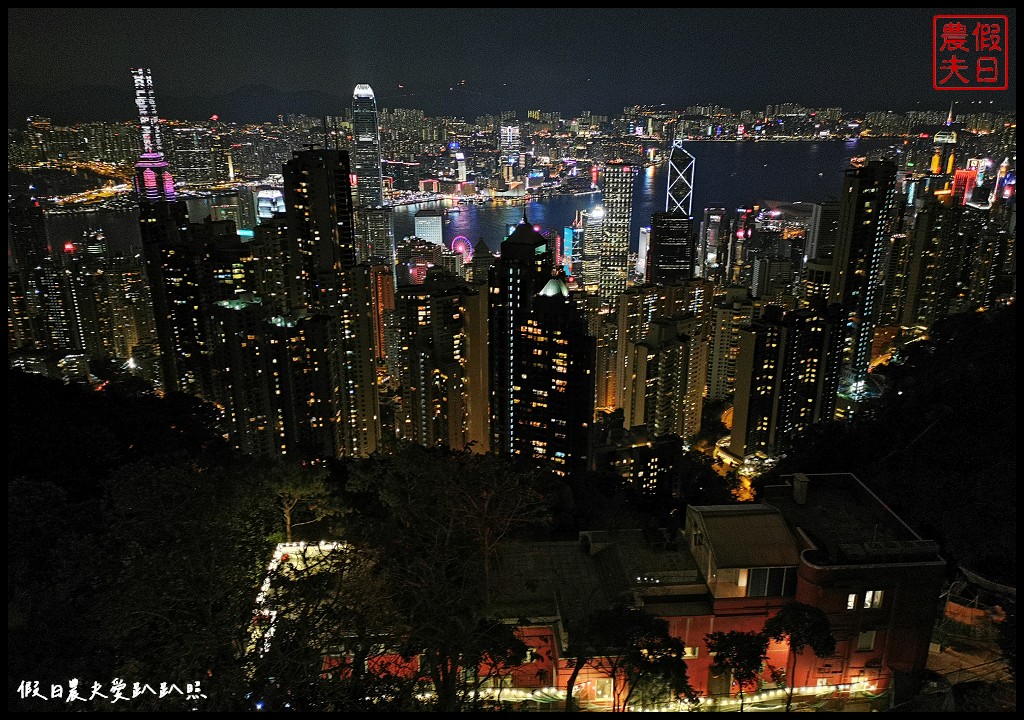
[9,72,1017,472]
[8,69,1015,708]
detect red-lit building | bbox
[264,473,944,710]
[483,473,944,709]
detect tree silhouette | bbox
[562,604,696,711]
[705,630,769,712]
[343,444,543,711]
[255,460,339,542]
[764,602,836,711]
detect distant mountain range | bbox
[9,82,354,126]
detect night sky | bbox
[8,8,1017,123]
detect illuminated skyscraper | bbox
[699,207,726,279]
[132,69,239,394]
[620,316,706,440]
[393,272,471,449]
[209,297,357,459]
[282,148,381,457]
[140,207,246,396]
[131,68,176,202]
[414,208,444,246]
[599,161,636,300]
[499,123,521,181]
[352,85,392,267]
[7,195,48,272]
[729,305,843,459]
[513,276,595,476]
[707,288,759,401]
[368,261,395,365]
[579,206,604,291]
[666,144,694,216]
[489,218,551,455]
[828,160,897,395]
[647,212,697,284]
[351,84,384,208]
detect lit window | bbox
[863,590,884,609]
[857,630,876,651]
[847,593,857,610]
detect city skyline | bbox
[7,9,1016,708]
[8,8,1017,124]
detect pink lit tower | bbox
[131,68,176,201]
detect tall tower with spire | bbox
[352,84,395,270]
[351,84,384,208]
[131,68,176,201]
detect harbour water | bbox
[36,139,894,254]
[393,139,893,252]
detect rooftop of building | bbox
[491,529,706,624]
[762,473,943,567]
[688,505,802,568]
[504,217,547,248]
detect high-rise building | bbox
[130,69,219,393]
[392,272,476,450]
[209,298,356,459]
[666,144,695,216]
[368,262,395,366]
[140,208,246,396]
[7,195,49,273]
[361,206,396,268]
[58,232,116,359]
[729,305,843,459]
[800,259,833,310]
[131,68,176,202]
[635,226,650,278]
[282,148,381,457]
[8,266,43,353]
[578,206,604,292]
[829,161,897,395]
[351,84,384,209]
[620,316,706,440]
[489,218,552,455]
[499,124,521,181]
[599,161,637,300]
[699,208,727,280]
[352,84,393,266]
[513,276,595,476]
[647,212,697,284]
[462,277,491,453]
[469,237,496,283]
[168,126,214,185]
[707,288,759,401]
[751,256,794,299]
[414,208,444,246]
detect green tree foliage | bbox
[704,630,770,712]
[763,602,836,711]
[252,459,339,542]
